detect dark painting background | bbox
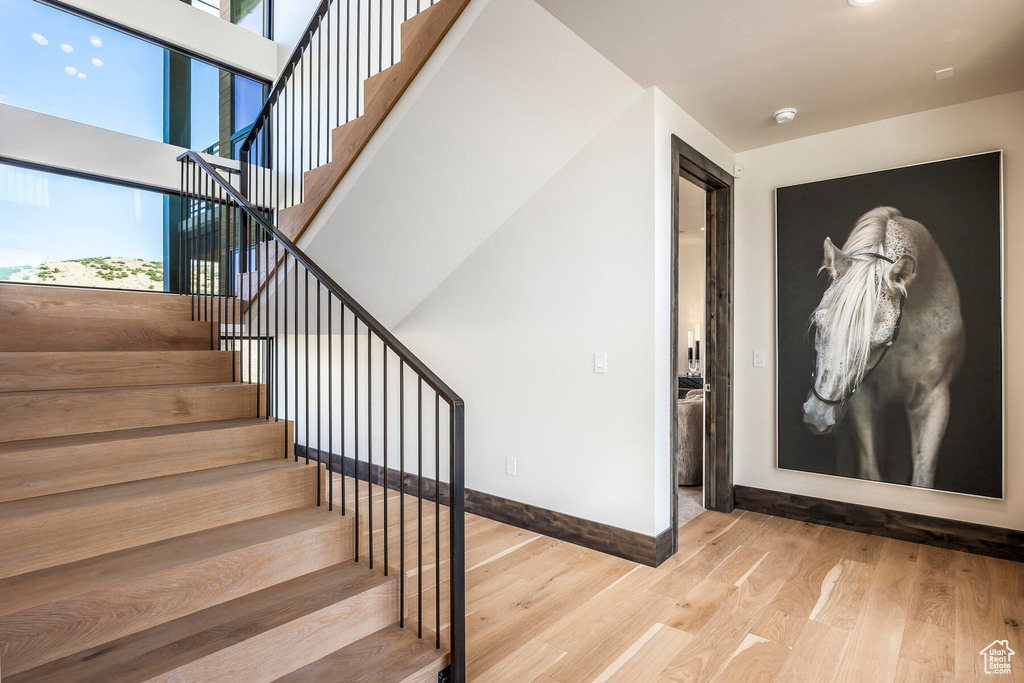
[776,152,1003,498]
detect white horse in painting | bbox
[802,207,965,488]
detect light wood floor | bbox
[330,474,1023,681]
[458,508,1024,682]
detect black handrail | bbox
[178,151,461,405]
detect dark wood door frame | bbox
[670,135,734,551]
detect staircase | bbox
[0,282,450,681]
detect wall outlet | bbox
[506,456,517,476]
[753,349,766,367]
[594,352,608,373]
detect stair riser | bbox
[0,351,236,393]
[0,518,354,676]
[0,284,193,321]
[0,465,316,580]
[0,384,264,443]
[154,581,398,683]
[0,318,213,352]
[0,421,292,503]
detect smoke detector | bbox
[773,108,798,124]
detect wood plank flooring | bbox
[326,472,1024,681]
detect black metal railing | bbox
[178,151,466,681]
[237,0,442,221]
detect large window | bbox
[190,0,272,39]
[0,0,267,159]
[0,163,176,292]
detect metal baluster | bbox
[328,294,333,510]
[284,251,290,456]
[417,375,423,639]
[399,358,405,627]
[340,303,347,513]
[368,330,374,569]
[317,280,322,504]
[354,317,360,560]
[383,344,388,576]
[294,256,299,460]
[356,0,361,116]
[435,390,440,648]
[305,271,310,463]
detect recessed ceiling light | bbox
[773,108,798,124]
[91,58,103,67]
[64,66,77,76]
[848,0,877,6]
[60,43,73,53]
[90,36,103,48]
[30,33,48,46]
[77,72,87,79]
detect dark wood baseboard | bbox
[296,445,674,567]
[465,489,674,567]
[734,485,1024,563]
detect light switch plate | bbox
[753,349,766,367]
[506,457,517,476]
[594,352,608,373]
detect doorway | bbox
[669,136,734,551]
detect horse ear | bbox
[889,254,917,288]
[822,238,851,280]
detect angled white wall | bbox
[298,0,643,329]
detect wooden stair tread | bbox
[0,316,212,352]
[9,562,396,683]
[0,283,192,320]
[0,381,262,442]
[0,459,302,523]
[0,418,292,503]
[0,460,315,579]
[275,624,449,683]
[0,350,235,392]
[0,506,347,617]
[0,417,279,455]
[0,508,356,675]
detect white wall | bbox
[293,0,734,537]
[299,0,642,329]
[733,89,1024,530]
[59,0,279,80]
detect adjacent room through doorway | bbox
[676,176,707,527]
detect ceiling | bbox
[534,0,1024,151]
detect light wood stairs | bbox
[0,282,447,682]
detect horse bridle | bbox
[810,251,907,406]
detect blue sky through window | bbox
[0,0,166,141]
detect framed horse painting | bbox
[775,151,1004,498]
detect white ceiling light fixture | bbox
[773,107,798,124]
[30,33,48,46]
[847,0,877,6]
[64,66,77,76]
[91,58,103,67]
[60,43,73,53]
[90,36,102,48]
[77,72,87,79]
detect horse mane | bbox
[813,206,901,395]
